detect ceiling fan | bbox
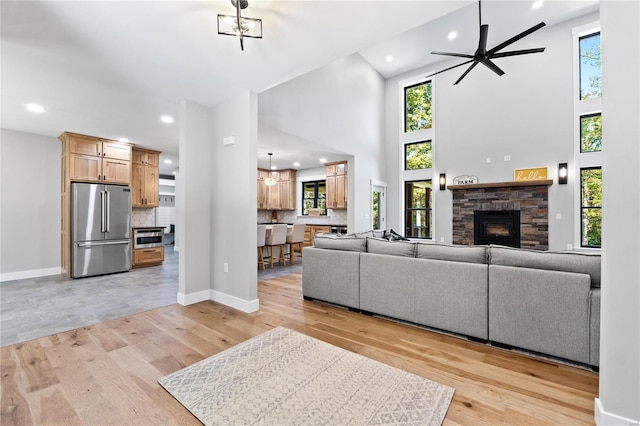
[426,1,546,85]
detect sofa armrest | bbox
[302,247,360,309]
[589,288,601,366]
[489,265,591,364]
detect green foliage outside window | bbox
[580,113,602,152]
[405,180,432,238]
[579,32,601,100]
[405,81,432,132]
[302,181,326,215]
[405,141,432,170]
[581,168,602,247]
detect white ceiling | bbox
[1,1,598,175]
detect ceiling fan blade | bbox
[488,22,546,55]
[481,58,505,76]
[431,51,474,59]
[425,59,475,79]
[491,47,546,58]
[454,62,479,85]
[479,24,489,51]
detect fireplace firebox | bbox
[474,210,521,247]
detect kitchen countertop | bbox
[258,222,347,227]
[132,226,166,230]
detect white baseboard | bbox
[595,398,640,425]
[211,290,259,313]
[0,267,62,282]
[176,289,210,306]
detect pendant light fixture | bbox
[217,0,262,51]
[265,153,277,186]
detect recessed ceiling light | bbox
[164,159,172,164]
[385,55,393,63]
[448,31,457,40]
[26,103,45,113]
[319,158,327,163]
[118,137,129,143]
[172,171,176,175]
[161,115,174,123]
[532,0,544,9]
[293,162,300,167]
[271,165,277,170]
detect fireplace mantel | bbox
[448,180,553,191]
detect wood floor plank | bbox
[0,272,598,425]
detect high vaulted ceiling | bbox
[1,1,598,174]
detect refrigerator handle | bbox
[106,190,111,233]
[100,190,106,233]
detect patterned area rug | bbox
[159,327,454,425]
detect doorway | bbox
[371,181,387,231]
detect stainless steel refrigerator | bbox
[71,182,132,278]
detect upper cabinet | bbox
[326,161,347,209]
[61,132,132,185]
[257,169,296,210]
[132,148,160,207]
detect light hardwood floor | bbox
[1,272,598,425]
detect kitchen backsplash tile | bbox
[259,209,347,226]
[132,207,156,227]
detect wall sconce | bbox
[439,173,447,190]
[558,163,568,185]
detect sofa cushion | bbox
[366,237,416,257]
[415,242,488,264]
[313,234,367,252]
[489,245,601,287]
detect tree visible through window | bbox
[579,32,601,100]
[405,180,432,238]
[404,81,432,132]
[405,141,432,170]
[302,181,326,215]
[581,167,602,247]
[580,113,602,152]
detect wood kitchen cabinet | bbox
[326,161,347,209]
[62,132,132,184]
[303,225,332,247]
[132,148,160,207]
[257,168,296,210]
[132,246,165,268]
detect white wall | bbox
[0,129,61,280]
[596,1,640,424]
[177,100,212,303]
[210,91,259,311]
[385,13,599,250]
[259,54,387,232]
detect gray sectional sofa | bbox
[302,234,601,367]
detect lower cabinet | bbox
[132,247,165,268]
[303,225,332,247]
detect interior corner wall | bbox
[210,91,258,311]
[384,13,598,250]
[596,1,640,424]
[0,128,61,280]
[177,100,212,302]
[258,53,386,232]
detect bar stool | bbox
[286,223,306,264]
[257,225,266,270]
[266,224,287,268]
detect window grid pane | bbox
[579,32,601,100]
[580,113,602,152]
[580,167,602,247]
[405,141,433,170]
[404,81,432,132]
[302,180,327,216]
[404,180,432,239]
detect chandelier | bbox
[217,0,262,51]
[265,153,277,186]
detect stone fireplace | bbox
[450,181,551,251]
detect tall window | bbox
[404,180,432,238]
[575,25,602,248]
[302,181,326,215]
[405,141,432,170]
[580,168,602,247]
[404,81,432,132]
[579,32,601,100]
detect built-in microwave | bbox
[133,228,164,249]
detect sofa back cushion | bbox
[415,242,488,264]
[489,245,601,287]
[313,234,367,252]
[366,237,416,257]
